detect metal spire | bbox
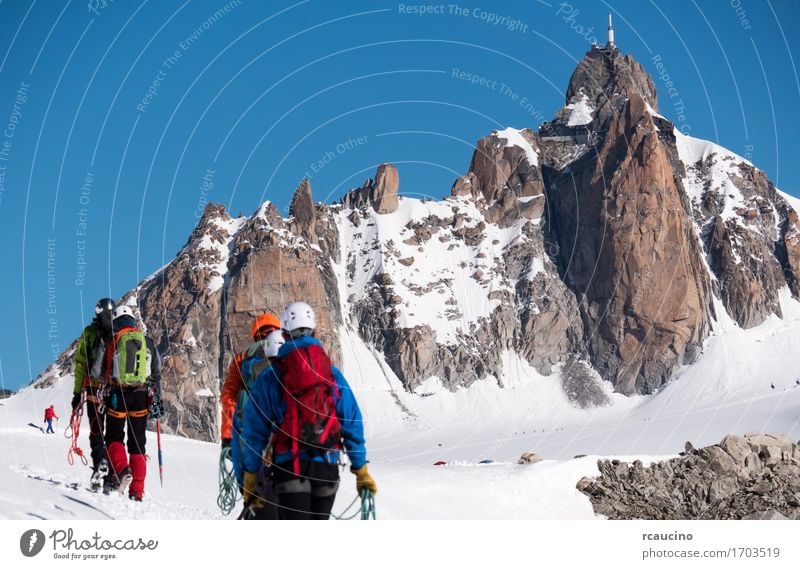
[607,13,615,48]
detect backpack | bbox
[234,341,272,427]
[88,335,108,379]
[111,327,150,385]
[273,344,342,475]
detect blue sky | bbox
[0,0,798,391]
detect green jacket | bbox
[73,323,103,393]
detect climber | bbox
[220,313,282,450]
[241,301,377,520]
[235,329,285,520]
[43,405,58,434]
[103,305,164,500]
[71,298,116,490]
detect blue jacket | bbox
[241,336,367,473]
[230,350,268,486]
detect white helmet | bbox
[262,329,286,359]
[281,301,316,332]
[112,305,134,320]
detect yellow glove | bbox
[352,465,377,495]
[242,471,263,506]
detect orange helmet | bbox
[250,312,281,340]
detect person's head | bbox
[262,329,286,359]
[50,405,54,409]
[112,305,137,330]
[250,312,281,341]
[94,298,116,332]
[280,301,316,339]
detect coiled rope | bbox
[65,392,88,466]
[332,489,376,520]
[217,447,240,515]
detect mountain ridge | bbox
[32,44,800,442]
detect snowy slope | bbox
[336,195,541,344]
[675,129,755,223]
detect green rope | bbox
[360,489,376,520]
[332,489,376,520]
[217,447,240,515]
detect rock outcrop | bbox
[577,433,800,519]
[371,163,400,214]
[679,144,800,328]
[542,49,712,395]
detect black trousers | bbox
[85,388,106,471]
[272,461,340,520]
[104,386,148,455]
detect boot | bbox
[117,467,133,496]
[129,454,146,501]
[90,458,109,492]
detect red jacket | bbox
[44,407,58,421]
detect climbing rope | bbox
[217,447,240,515]
[361,489,376,520]
[65,392,88,466]
[332,489,376,520]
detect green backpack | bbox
[112,328,150,385]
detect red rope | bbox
[65,392,88,466]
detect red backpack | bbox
[273,344,342,475]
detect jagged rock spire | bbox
[371,163,399,214]
[289,178,317,241]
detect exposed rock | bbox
[371,163,400,214]
[681,147,800,328]
[561,358,610,409]
[719,435,753,465]
[579,433,800,519]
[518,452,542,465]
[744,432,795,453]
[543,91,712,395]
[462,129,544,206]
[289,179,316,242]
[742,510,789,520]
[565,45,658,125]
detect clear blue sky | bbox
[1,0,798,391]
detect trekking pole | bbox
[156,419,164,487]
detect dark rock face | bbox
[543,92,712,395]
[578,433,800,520]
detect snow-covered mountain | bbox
[31,42,800,450]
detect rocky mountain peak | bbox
[190,203,232,242]
[564,46,658,127]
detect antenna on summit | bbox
[607,12,615,48]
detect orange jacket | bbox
[220,352,246,440]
